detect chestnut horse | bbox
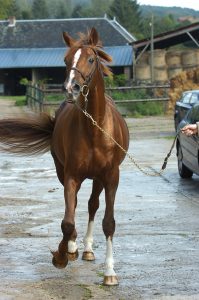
[0,28,129,285]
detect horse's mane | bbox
[71,30,113,77]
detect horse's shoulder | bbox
[105,94,116,107]
[55,99,74,119]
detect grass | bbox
[77,284,93,299]
[44,93,65,102]
[107,89,165,116]
[0,95,27,106]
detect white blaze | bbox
[67,49,82,93]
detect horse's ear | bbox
[62,32,75,47]
[88,27,99,46]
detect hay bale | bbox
[148,49,166,67]
[135,64,151,81]
[181,50,197,66]
[168,65,183,79]
[154,67,168,83]
[168,67,199,114]
[166,50,181,66]
[136,52,149,65]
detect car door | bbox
[181,105,199,174]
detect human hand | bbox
[181,124,198,136]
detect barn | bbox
[0,16,135,95]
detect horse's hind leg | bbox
[82,179,103,261]
[51,151,64,185]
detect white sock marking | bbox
[68,240,78,253]
[104,237,116,277]
[83,221,94,252]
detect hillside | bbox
[141,5,199,20]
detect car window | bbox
[181,92,192,103]
[186,105,199,123]
[190,93,199,104]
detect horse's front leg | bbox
[102,167,119,286]
[82,179,103,261]
[52,177,80,269]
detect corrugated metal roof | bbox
[0,46,132,68]
[133,22,199,51]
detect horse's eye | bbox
[88,57,94,64]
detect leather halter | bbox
[70,46,101,90]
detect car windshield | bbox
[185,105,199,123]
[190,93,199,104]
[182,92,192,103]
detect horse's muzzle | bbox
[64,79,81,99]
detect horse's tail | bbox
[0,113,55,155]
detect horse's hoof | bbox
[103,275,119,286]
[82,251,95,261]
[51,252,68,269]
[68,250,79,261]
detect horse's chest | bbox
[70,144,113,177]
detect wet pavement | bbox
[0,100,199,299]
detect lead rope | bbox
[74,87,178,177]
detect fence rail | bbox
[26,84,170,114]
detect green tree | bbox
[21,9,32,19]
[142,14,179,38]
[32,0,49,19]
[71,4,84,18]
[85,0,113,17]
[71,0,113,18]
[55,3,69,18]
[108,0,143,38]
[8,0,22,19]
[0,0,12,19]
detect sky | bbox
[137,0,199,11]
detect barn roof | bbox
[132,21,199,52]
[0,17,135,49]
[0,46,133,68]
[0,17,134,69]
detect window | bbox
[181,92,192,104]
[187,105,199,124]
[190,93,199,104]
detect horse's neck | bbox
[86,80,106,124]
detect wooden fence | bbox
[26,83,170,114]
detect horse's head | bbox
[63,28,112,99]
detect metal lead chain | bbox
[77,96,177,177]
